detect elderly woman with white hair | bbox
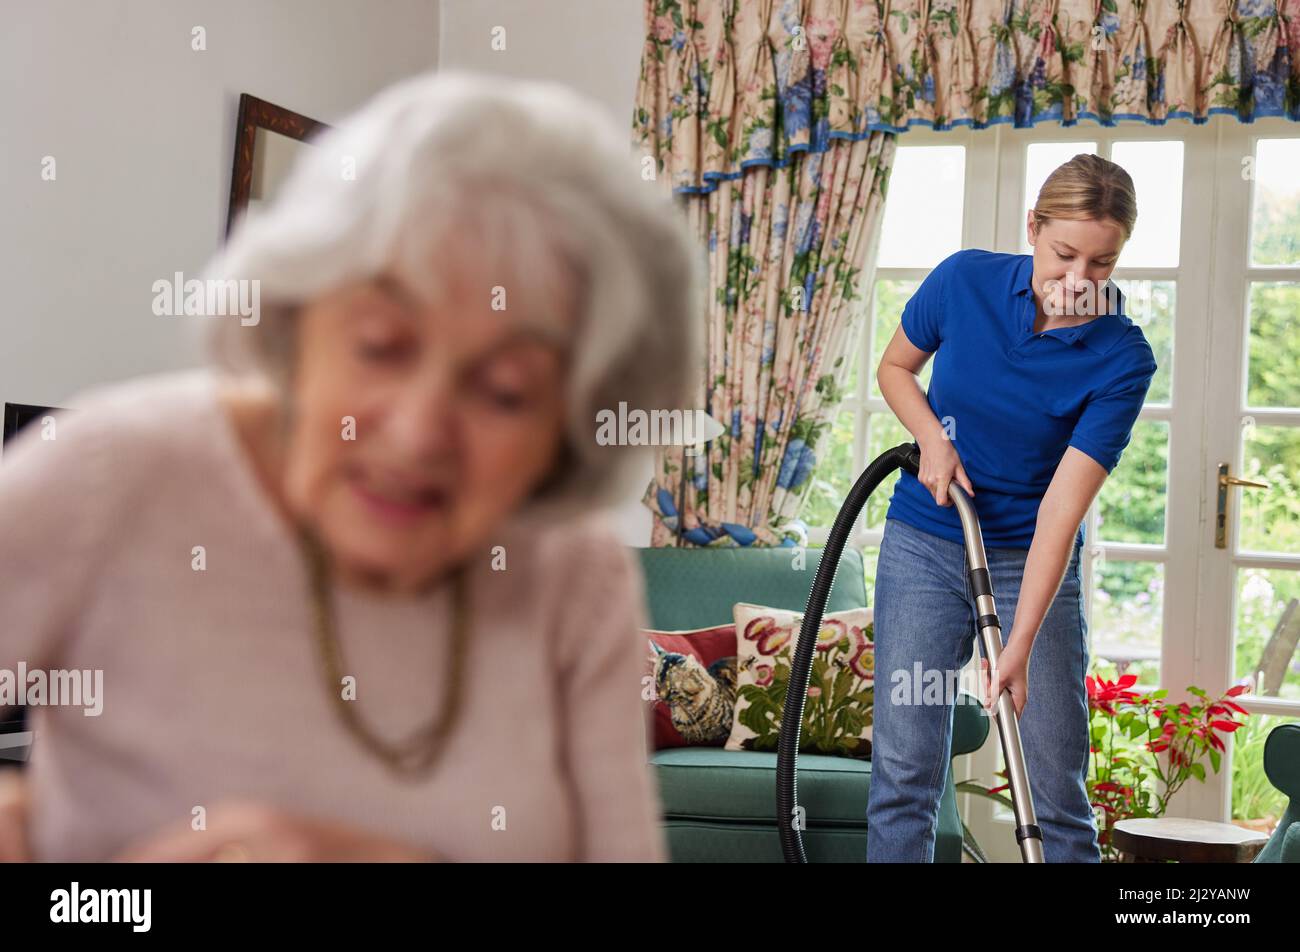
[0,71,699,862]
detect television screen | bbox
[1,402,66,763]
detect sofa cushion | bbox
[727,603,875,759]
[644,624,738,749]
[652,747,869,826]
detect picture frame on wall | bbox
[225,93,331,238]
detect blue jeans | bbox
[867,517,1101,863]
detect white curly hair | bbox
[203,69,702,521]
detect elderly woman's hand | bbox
[113,800,439,863]
[0,769,31,862]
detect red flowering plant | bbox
[1085,674,1251,861]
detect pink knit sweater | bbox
[0,368,666,862]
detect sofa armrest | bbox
[951,691,990,757]
[1279,822,1300,864]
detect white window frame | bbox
[817,118,1300,854]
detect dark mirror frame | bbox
[225,93,330,238]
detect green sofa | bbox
[636,545,990,862]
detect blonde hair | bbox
[204,70,703,525]
[1031,153,1137,240]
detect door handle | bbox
[1219,474,1270,489]
[1216,463,1271,549]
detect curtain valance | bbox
[634,0,1299,194]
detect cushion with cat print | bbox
[643,625,738,750]
[726,603,874,760]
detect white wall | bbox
[1,0,655,544]
[0,0,441,406]
[440,0,654,545]
[438,0,643,124]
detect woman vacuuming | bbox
[868,154,1158,863]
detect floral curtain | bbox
[635,0,897,547]
[633,0,1299,548]
[641,0,1299,161]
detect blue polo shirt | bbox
[885,248,1157,550]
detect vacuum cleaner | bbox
[776,441,1045,863]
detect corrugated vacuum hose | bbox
[776,441,1045,863]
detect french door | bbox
[815,116,1300,860]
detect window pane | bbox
[801,403,857,529]
[864,413,910,530]
[1114,279,1175,404]
[1232,714,1297,830]
[877,146,965,268]
[1097,420,1168,546]
[1237,424,1300,556]
[1250,138,1300,266]
[870,278,925,400]
[1112,141,1184,268]
[1090,559,1164,688]
[1234,568,1300,701]
[1246,282,1300,410]
[1021,141,1097,252]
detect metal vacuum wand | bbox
[945,480,1044,863]
[776,441,1044,863]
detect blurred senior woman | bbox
[0,70,700,861]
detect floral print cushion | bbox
[727,602,875,760]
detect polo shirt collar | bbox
[1014,254,1130,355]
[1014,255,1035,298]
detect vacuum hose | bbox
[776,441,1045,863]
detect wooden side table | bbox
[1113,818,1269,863]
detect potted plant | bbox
[957,676,1251,862]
